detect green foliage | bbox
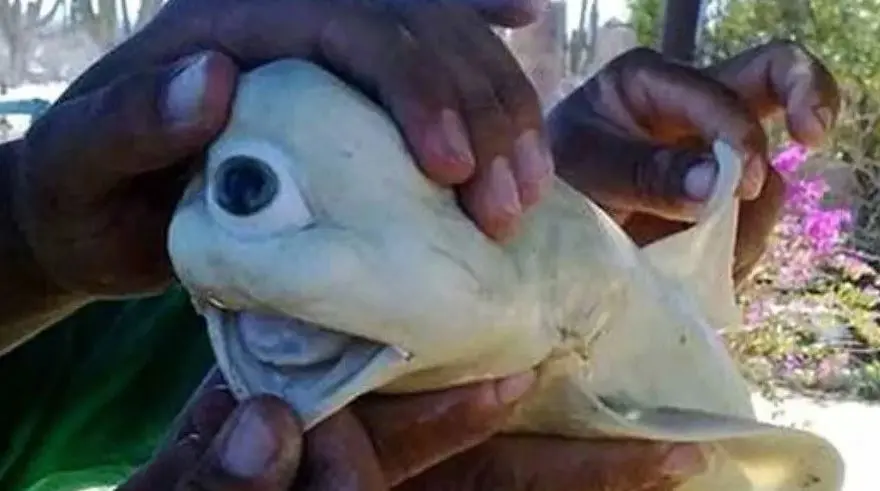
[628,0,880,158]
[627,0,663,48]
[732,270,880,400]
[625,0,880,400]
[701,0,880,92]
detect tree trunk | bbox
[0,0,61,86]
[660,0,705,63]
[72,0,120,49]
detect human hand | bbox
[140,369,703,491]
[120,372,538,491]
[395,437,703,491]
[11,0,552,300]
[356,392,705,491]
[547,41,840,285]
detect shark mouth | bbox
[202,306,412,428]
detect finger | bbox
[599,48,770,199]
[178,395,303,491]
[58,0,542,239]
[156,369,234,456]
[458,0,547,27]
[118,436,205,491]
[551,124,719,223]
[295,409,388,491]
[397,437,707,491]
[317,8,481,188]
[435,49,524,240]
[60,1,477,188]
[621,168,785,282]
[550,48,770,221]
[439,2,554,209]
[732,167,786,288]
[352,370,536,486]
[706,40,840,147]
[169,386,238,445]
[20,51,237,295]
[384,0,546,27]
[113,1,479,187]
[395,4,528,239]
[26,50,237,195]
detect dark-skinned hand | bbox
[124,371,704,491]
[547,41,840,286]
[11,0,554,300]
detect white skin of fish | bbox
[167,60,843,491]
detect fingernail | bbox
[683,160,718,201]
[424,109,475,181]
[814,107,833,130]
[661,444,707,478]
[164,53,209,127]
[514,130,555,207]
[496,370,537,404]
[218,404,276,478]
[488,156,523,217]
[442,109,475,164]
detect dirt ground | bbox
[752,393,880,491]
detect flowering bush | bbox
[759,144,854,288]
[727,144,880,400]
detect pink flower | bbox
[753,143,858,292]
[772,144,809,175]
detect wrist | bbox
[0,139,87,352]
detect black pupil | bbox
[214,156,279,216]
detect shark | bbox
[167,59,844,491]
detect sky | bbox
[564,0,631,31]
[88,0,632,34]
[115,0,632,32]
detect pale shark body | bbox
[168,59,844,491]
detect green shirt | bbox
[0,285,215,491]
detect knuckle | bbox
[597,47,666,97]
[400,46,449,90]
[460,76,504,118]
[636,147,688,203]
[766,38,812,59]
[774,39,820,75]
[495,73,542,127]
[611,47,664,74]
[765,39,839,94]
[762,39,836,87]
[386,49,458,117]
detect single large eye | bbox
[206,139,313,238]
[214,156,279,216]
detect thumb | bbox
[549,48,773,223]
[179,395,304,491]
[23,50,237,196]
[352,370,537,486]
[551,123,714,223]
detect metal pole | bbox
[659,0,706,64]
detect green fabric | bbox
[0,285,215,491]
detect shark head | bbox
[167,59,543,424]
